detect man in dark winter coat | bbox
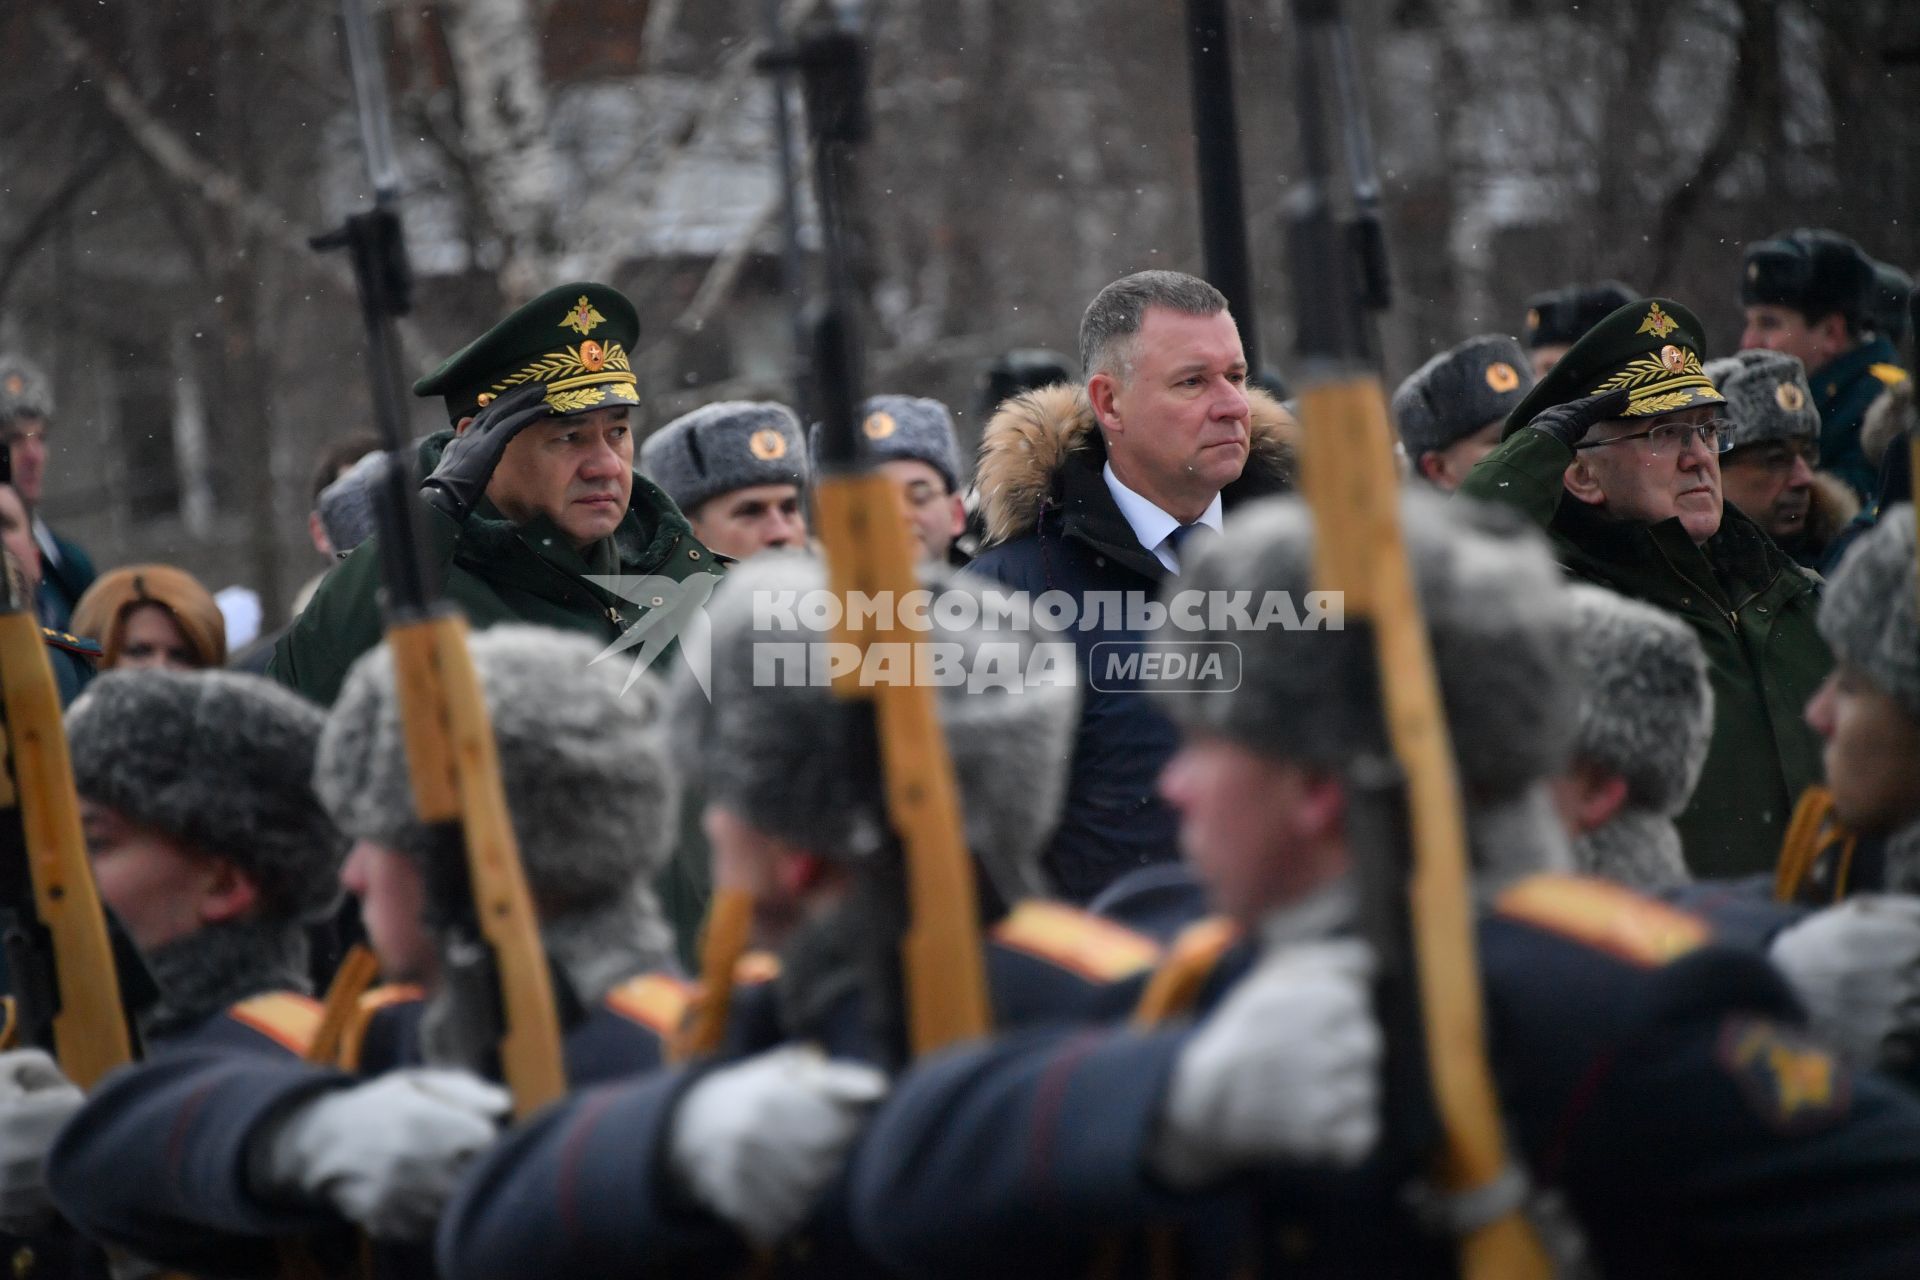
[969,270,1296,901]
[271,283,722,706]
[1461,297,1831,880]
[48,628,692,1276]
[848,493,1920,1280]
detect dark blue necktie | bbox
[1166,521,1215,565]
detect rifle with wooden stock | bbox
[687,10,991,1070]
[315,0,564,1119]
[1283,0,1550,1274]
[0,444,142,1091]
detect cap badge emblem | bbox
[579,340,606,371]
[1638,303,1679,339]
[1659,345,1686,373]
[863,410,897,440]
[1,374,22,397]
[1775,381,1806,412]
[749,429,789,461]
[561,296,606,336]
[1484,361,1520,393]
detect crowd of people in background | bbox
[0,220,1911,1277]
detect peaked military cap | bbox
[1522,282,1638,350]
[1392,333,1534,455]
[414,282,641,424]
[1741,229,1873,326]
[1867,260,1914,345]
[1503,297,1725,438]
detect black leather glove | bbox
[1524,387,1631,449]
[419,383,552,522]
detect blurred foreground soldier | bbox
[1557,585,1712,891]
[0,671,345,1253]
[970,269,1296,901]
[272,283,723,705]
[849,493,1920,1279]
[438,556,1163,1279]
[1462,297,1830,879]
[1705,350,1858,568]
[1741,229,1907,499]
[1522,280,1637,378]
[641,400,809,560]
[812,395,969,564]
[0,354,95,632]
[48,628,689,1272]
[1392,334,1534,491]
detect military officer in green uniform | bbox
[1461,297,1832,881]
[271,283,723,706]
[1739,229,1909,501]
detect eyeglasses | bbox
[1572,419,1734,455]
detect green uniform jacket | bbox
[1461,429,1832,879]
[268,434,723,708]
[1812,336,1907,500]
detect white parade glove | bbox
[668,1045,887,1247]
[0,1048,84,1234]
[1770,895,1920,1068]
[259,1067,510,1241]
[1153,937,1381,1188]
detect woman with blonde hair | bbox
[71,565,226,671]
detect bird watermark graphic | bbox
[587,578,1342,697]
[585,573,720,699]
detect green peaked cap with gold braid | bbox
[414,281,641,424]
[1501,296,1725,439]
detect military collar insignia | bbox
[561,295,607,336]
[1636,302,1679,339]
[1485,361,1520,392]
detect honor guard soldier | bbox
[641,401,811,561]
[1741,229,1909,501]
[271,283,724,705]
[0,670,345,1275]
[1461,297,1831,880]
[811,395,971,564]
[848,493,1920,1279]
[1704,350,1857,569]
[1521,281,1637,379]
[1391,334,1535,492]
[47,628,692,1274]
[436,554,1163,1280]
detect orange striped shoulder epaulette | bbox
[991,900,1162,984]
[604,973,699,1040]
[1869,362,1908,387]
[1495,874,1710,968]
[227,992,325,1055]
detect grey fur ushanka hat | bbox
[1702,350,1820,453]
[1565,584,1715,815]
[1820,505,1919,720]
[66,670,345,923]
[314,625,679,915]
[640,400,808,515]
[1392,335,1534,456]
[677,551,1078,901]
[1164,489,1577,799]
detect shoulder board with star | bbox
[1869,362,1908,387]
[226,992,325,1056]
[1495,874,1710,968]
[604,972,698,1039]
[43,628,101,661]
[991,900,1162,983]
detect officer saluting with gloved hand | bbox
[271,283,723,706]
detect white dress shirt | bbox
[1102,462,1224,573]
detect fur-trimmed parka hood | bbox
[1805,470,1862,555]
[975,382,1300,545]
